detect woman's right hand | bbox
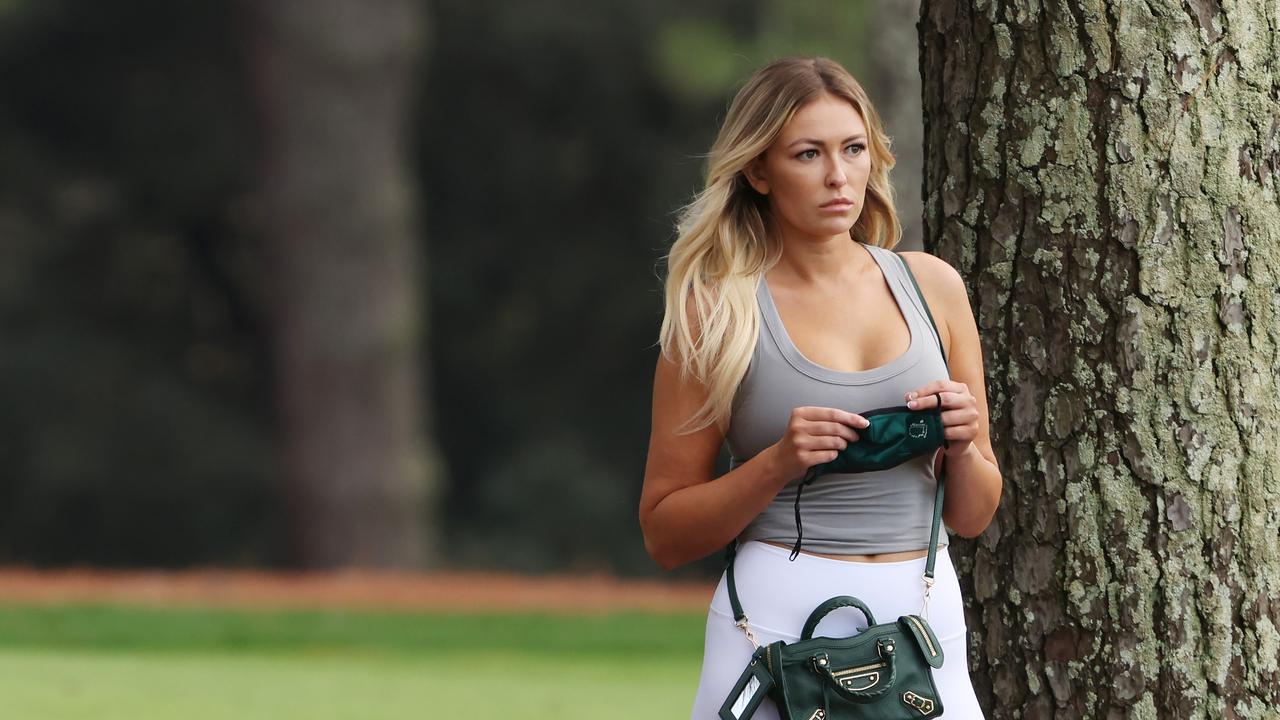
[767,406,870,484]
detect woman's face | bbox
[745,92,872,243]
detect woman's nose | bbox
[826,161,847,187]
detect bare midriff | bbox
[761,541,937,563]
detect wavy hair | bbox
[658,56,902,434]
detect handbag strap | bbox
[897,250,949,601]
[725,469,945,639]
[725,248,950,640]
[894,250,948,367]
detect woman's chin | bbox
[779,212,859,241]
[804,220,858,238]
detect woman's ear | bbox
[743,157,769,195]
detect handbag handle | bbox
[809,638,898,702]
[800,596,877,640]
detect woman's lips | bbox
[820,199,854,211]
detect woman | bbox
[640,57,1001,719]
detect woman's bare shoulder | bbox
[897,251,970,307]
[895,251,970,346]
[896,251,966,295]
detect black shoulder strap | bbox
[893,250,947,368]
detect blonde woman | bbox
[641,57,1000,718]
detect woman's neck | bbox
[770,234,872,287]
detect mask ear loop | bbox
[790,467,819,561]
[793,389,948,578]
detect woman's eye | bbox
[845,143,866,155]
[797,149,819,160]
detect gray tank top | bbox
[726,242,951,554]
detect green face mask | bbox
[789,393,949,560]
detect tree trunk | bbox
[249,0,440,568]
[919,1,1280,717]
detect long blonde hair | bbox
[659,56,902,434]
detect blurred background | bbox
[0,0,926,579]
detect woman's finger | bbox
[907,390,947,410]
[904,381,953,401]
[802,420,861,441]
[799,434,849,451]
[905,381,969,404]
[794,406,869,428]
[939,407,977,426]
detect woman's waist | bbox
[709,540,965,640]
[740,501,944,556]
[758,540,941,564]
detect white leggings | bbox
[689,541,985,719]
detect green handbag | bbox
[717,251,951,720]
[716,476,948,720]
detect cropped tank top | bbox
[726,242,951,554]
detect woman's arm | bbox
[638,347,789,571]
[902,252,1003,538]
[639,345,866,568]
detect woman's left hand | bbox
[904,381,979,460]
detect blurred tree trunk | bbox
[248,0,440,568]
[868,0,925,250]
[920,1,1280,717]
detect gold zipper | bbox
[907,616,938,657]
[831,660,888,677]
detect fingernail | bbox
[908,392,918,400]
[907,400,916,408]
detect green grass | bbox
[0,604,707,719]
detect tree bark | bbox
[249,0,440,568]
[919,1,1280,717]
